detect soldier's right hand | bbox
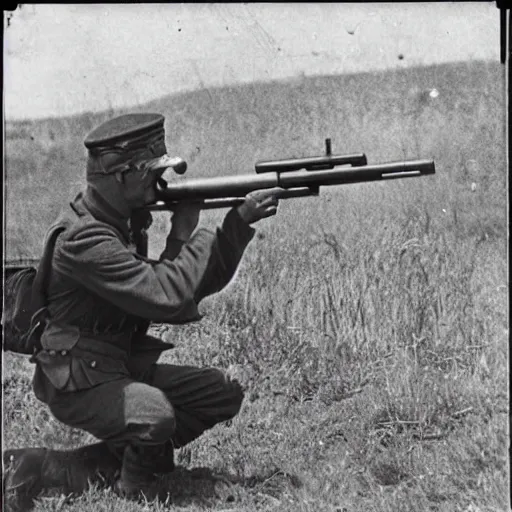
[237,188,283,225]
[169,203,201,241]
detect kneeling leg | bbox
[144,364,245,448]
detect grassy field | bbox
[3,60,509,511]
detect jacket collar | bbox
[71,188,131,243]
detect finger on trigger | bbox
[266,206,278,217]
[258,196,277,208]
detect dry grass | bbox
[3,60,508,511]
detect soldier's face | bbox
[122,167,163,208]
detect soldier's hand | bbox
[237,188,283,225]
[169,202,201,241]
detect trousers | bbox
[4,365,243,508]
[44,363,244,450]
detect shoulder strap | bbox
[28,216,74,351]
[31,224,68,311]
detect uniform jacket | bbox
[33,188,255,402]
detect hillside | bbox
[3,59,508,512]
[4,60,506,263]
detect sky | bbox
[3,3,500,120]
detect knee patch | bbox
[123,382,176,445]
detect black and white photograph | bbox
[3,4,508,512]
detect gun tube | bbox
[154,159,435,203]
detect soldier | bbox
[3,113,281,508]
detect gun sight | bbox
[255,153,367,173]
[255,139,366,173]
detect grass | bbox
[3,60,509,511]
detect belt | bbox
[74,336,129,362]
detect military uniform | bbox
[32,186,252,440]
[4,114,256,507]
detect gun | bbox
[146,139,434,211]
[131,139,435,254]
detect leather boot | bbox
[41,442,121,491]
[114,442,174,502]
[114,444,158,501]
[2,448,46,512]
[2,443,121,511]
[148,440,175,474]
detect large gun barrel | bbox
[145,158,435,211]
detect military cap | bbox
[85,113,167,174]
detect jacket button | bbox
[61,350,68,356]
[90,360,97,368]
[49,350,56,356]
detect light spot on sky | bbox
[4,3,499,120]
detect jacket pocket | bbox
[40,323,80,351]
[67,353,129,391]
[33,350,72,390]
[36,323,80,390]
